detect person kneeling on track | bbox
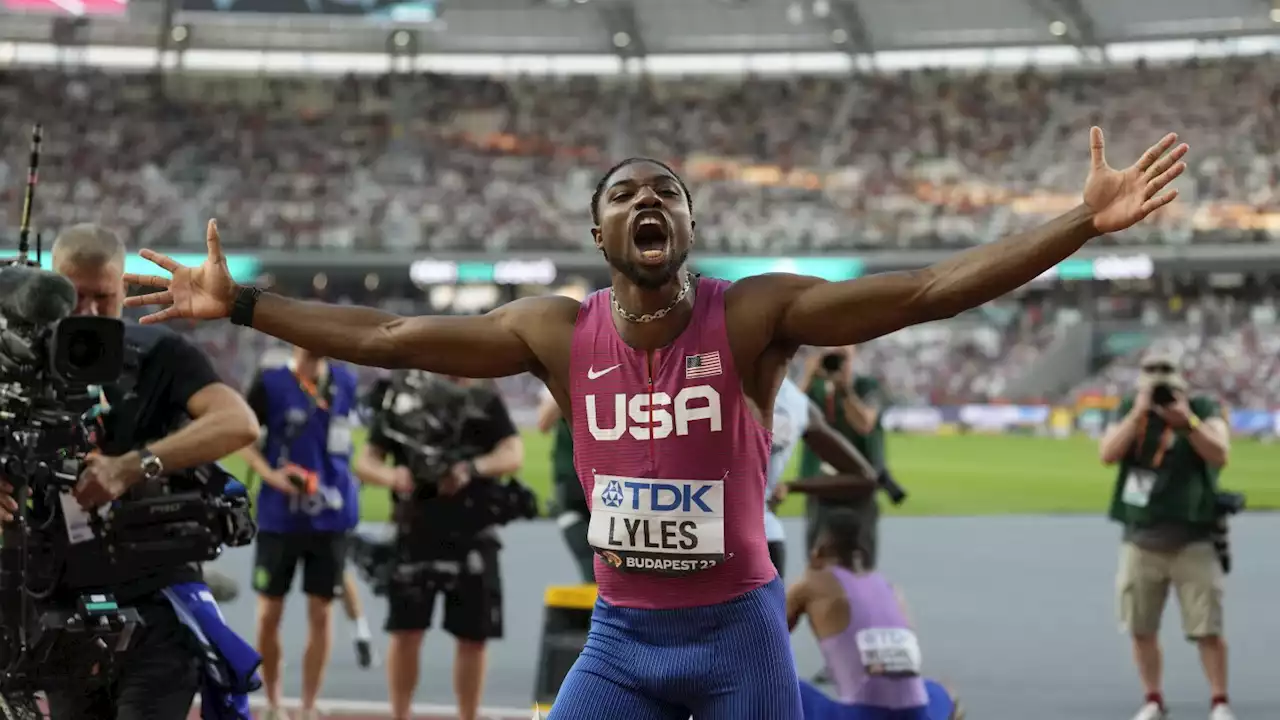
[787,511,963,720]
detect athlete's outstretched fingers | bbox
[206,218,224,260]
[128,290,174,307]
[123,272,170,289]
[138,248,181,272]
[139,306,182,325]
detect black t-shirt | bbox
[368,381,518,552]
[60,323,222,604]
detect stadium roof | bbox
[1,0,1278,58]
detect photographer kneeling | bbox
[353,372,523,720]
[0,224,258,719]
[1098,351,1235,720]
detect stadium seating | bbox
[4,57,1279,253]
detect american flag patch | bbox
[685,351,723,379]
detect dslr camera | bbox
[1212,491,1245,574]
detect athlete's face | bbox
[592,161,694,291]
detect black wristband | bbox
[230,285,261,327]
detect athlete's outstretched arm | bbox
[756,129,1188,347]
[124,220,573,377]
[241,292,553,376]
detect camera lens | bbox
[65,329,104,369]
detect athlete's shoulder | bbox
[724,273,826,341]
[495,293,582,328]
[727,272,824,295]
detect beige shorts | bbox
[1116,541,1223,639]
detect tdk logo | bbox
[617,481,714,513]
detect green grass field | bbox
[220,431,1280,523]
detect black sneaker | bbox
[355,638,373,669]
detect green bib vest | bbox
[1106,394,1220,529]
[799,374,885,476]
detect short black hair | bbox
[590,157,693,225]
[818,509,863,566]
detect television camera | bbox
[349,371,538,595]
[0,126,255,715]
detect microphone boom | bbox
[16,124,43,267]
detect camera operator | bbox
[797,345,891,566]
[535,387,593,582]
[0,224,260,720]
[1098,350,1235,720]
[238,346,363,720]
[352,373,523,720]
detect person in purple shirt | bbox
[787,510,963,720]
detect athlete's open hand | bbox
[123,219,237,324]
[1083,127,1188,235]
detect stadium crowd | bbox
[2,55,1279,255]
[5,57,1280,411]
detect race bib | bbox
[1122,469,1157,508]
[855,627,923,678]
[327,416,354,455]
[586,473,725,576]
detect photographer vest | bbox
[800,374,885,476]
[1107,394,1220,530]
[256,362,360,534]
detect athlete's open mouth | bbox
[631,211,670,263]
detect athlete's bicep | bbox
[379,296,574,377]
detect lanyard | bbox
[1133,411,1173,469]
[292,369,330,412]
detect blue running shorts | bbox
[798,679,957,720]
[548,577,801,720]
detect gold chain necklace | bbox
[610,275,692,324]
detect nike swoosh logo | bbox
[587,364,622,380]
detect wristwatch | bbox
[1186,415,1202,432]
[138,449,164,482]
[230,285,262,327]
